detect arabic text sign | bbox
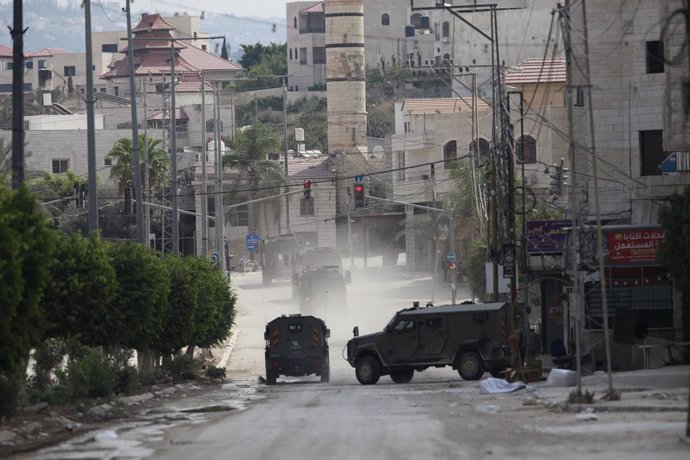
[607,229,665,264]
[526,220,570,253]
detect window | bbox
[393,319,415,331]
[113,86,119,96]
[101,43,118,53]
[300,197,314,216]
[404,121,411,133]
[4,62,11,70]
[52,159,69,174]
[469,138,490,157]
[206,119,223,133]
[63,66,76,77]
[442,21,450,38]
[516,135,536,164]
[312,46,326,64]
[397,152,405,181]
[443,140,457,167]
[99,88,106,93]
[25,61,33,69]
[38,60,46,69]
[231,203,249,227]
[294,17,297,28]
[104,158,112,166]
[575,86,585,107]
[645,40,664,74]
[410,13,422,29]
[289,48,293,60]
[381,14,390,26]
[639,130,665,176]
[299,47,307,65]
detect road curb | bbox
[565,403,686,413]
[217,329,240,369]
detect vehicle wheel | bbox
[266,370,277,385]
[490,366,507,379]
[355,356,381,385]
[320,365,330,383]
[389,369,414,384]
[457,351,485,381]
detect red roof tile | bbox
[178,43,243,72]
[132,14,175,33]
[0,43,12,58]
[504,58,566,85]
[27,48,69,58]
[288,158,333,180]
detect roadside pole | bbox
[347,189,354,269]
[449,208,456,305]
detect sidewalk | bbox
[532,365,690,413]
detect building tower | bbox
[324,0,368,216]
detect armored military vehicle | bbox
[291,247,350,315]
[264,314,330,384]
[260,234,300,286]
[346,302,511,385]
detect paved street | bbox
[21,264,690,460]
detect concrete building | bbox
[287,0,556,96]
[390,97,492,270]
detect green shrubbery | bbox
[0,185,237,418]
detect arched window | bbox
[381,13,390,26]
[410,13,422,29]
[469,138,490,157]
[442,21,450,38]
[516,135,537,164]
[443,140,457,168]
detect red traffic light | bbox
[303,180,312,189]
[354,183,364,193]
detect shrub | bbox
[66,348,116,399]
[0,374,21,418]
[31,338,66,390]
[114,365,140,395]
[163,354,201,382]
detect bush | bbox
[205,366,226,380]
[0,374,21,418]
[163,354,201,382]
[66,348,116,399]
[31,338,66,390]
[114,365,140,395]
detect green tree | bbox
[107,135,170,196]
[223,123,284,231]
[41,233,116,346]
[193,261,236,348]
[0,185,56,416]
[658,184,690,341]
[107,242,170,364]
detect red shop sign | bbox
[608,229,665,264]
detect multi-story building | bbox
[287,0,555,96]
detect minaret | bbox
[325,0,367,154]
[325,0,368,219]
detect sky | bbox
[0,0,293,20]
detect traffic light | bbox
[303,180,312,200]
[448,263,456,271]
[549,164,563,197]
[354,182,365,208]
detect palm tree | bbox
[107,135,170,196]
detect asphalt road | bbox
[145,268,688,460]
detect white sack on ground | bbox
[479,377,527,394]
[546,368,577,386]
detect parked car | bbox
[346,301,511,385]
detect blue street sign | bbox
[210,252,220,263]
[246,232,260,251]
[447,251,456,263]
[355,174,363,183]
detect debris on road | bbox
[479,377,526,394]
[575,408,598,421]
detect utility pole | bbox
[200,72,208,255]
[125,0,146,244]
[562,0,584,396]
[213,82,226,272]
[10,0,25,189]
[169,42,179,254]
[449,208,456,305]
[581,0,617,400]
[84,0,98,232]
[143,76,151,246]
[283,77,291,230]
[347,188,354,269]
